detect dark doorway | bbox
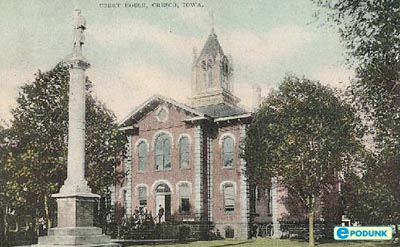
[165,195,171,221]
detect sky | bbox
[0,0,353,123]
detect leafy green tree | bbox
[314,0,400,233]
[244,75,361,247]
[0,122,10,244]
[3,63,126,235]
[342,154,400,226]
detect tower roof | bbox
[198,31,224,60]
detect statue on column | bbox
[73,9,86,55]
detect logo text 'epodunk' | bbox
[334,226,392,240]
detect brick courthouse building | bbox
[113,29,287,239]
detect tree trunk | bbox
[309,209,314,247]
[3,206,8,243]
[35,209,40,238]
[308,196,315,247]
[44,194,52,229]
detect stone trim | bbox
[134,138,150,152]
[155,104,169,122]
[150,179,174,195]
[239,125,249,239]
[134,184,150,196]
[219,181,237,195]
[176,181,193,195]
[271,177,282,238]
[207,136,213,221]
[119,94,205,127]
[218,132,236,147]
[194,126,203,217]
[177,133,192,145]
[125,136,133,216]
[151,130,174,150]
[110,185,116,207]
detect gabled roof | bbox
[119,95,206,127]
[198,31,224,60]
[119,95,252,128]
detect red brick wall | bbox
[212,124,243,224]
[115,103,247,233]
[130,104,197,218]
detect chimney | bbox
[252,84,261,111]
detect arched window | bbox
[179,183,190,213]
[223,183,235,212]
[155,134,171,170]
[137,186,147,209]
[222,136,234,168]
[201,55,214,89]
[155,183,171,193]
[179,136,190,168]
[137,141,147,172]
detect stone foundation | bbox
[214,222,249,239]
[34,194,119,247]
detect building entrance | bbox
[155,183,171,222]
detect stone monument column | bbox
[35,9,119,247]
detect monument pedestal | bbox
[34,10,119,247]
[36,193,119,247]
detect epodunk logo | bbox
[334,226,392,240]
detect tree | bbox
[0,122,10,244]
[3,63,126,237]
[243,75,361,247]
[314,0,400,233]
[342,153,400,226]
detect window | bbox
[155,134,171,170]
[137,141,147,172]
[157,107,168,122]
[138,186,147,209]
[268,188,272,216]
[179,136,190,168]
[222,136,234,168]
[223,183,235,212]
[155,183,171,193]
[179,183,190,213]
[201,55,214,89]
[224,226,235,238]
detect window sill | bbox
[154,168,173,172]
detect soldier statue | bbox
[73,9,86,55]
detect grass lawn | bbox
[127,238,399,247]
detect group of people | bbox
[127,204,165,227]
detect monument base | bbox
[33,192,119,247]
[35,227,119,247]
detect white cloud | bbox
[0,68,35,121]
[235,82,273,110]
[178,8,210,31]
[220,25,316,68]
[90,19,203,59]
[88,63,190,121]
[311,65,354,89]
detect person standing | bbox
[157,204,165,223]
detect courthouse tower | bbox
[190,29,240,107]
